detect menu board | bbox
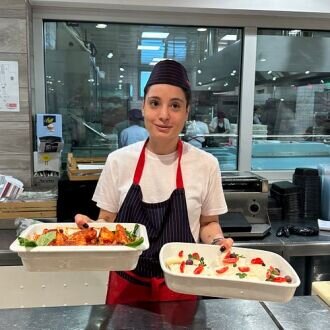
[0,61,20,112]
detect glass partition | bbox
[253,29,330,170]
[43,21,243,170]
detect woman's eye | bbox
[149,100,159,107]
[171,103,181,110]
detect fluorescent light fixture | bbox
[137,45,161,51]
[280,98,284,101]
[305,70,310,74]
[197,69,202,74]
[221,34,237,41]
[197,28,207,32]
[96,24,107,29]
[260,58,266,62]
[119,67,125,72]
[321,80,324,84]
[272,77,276,81]
[142,32,169,39]
[118,80,123,83]
[107,52,114,59]
[224,82,228,87]
[212,77,216,81]
[267,70,272,74]
[119,75,124,78]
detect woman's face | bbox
[143,84,189,142]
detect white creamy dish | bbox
[165,249,292,283]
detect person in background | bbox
[119,108,149,147]
[253,105,263,124]
[185,113,209,148]
[75,59,233,305]
[209,110,231,133]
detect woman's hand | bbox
[215,237,234,252]
[74,213,93,229]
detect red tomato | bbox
[180,261,185,273]
[193,265,204,274]
[223,257,239,264]
[251,258,265,265]
[192,252,200,260]
[272,277,287,283]
[178,250,184,257]
[216,266,229,274]
[238,266,250,272]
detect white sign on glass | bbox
[0,61,20,112]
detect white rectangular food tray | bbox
[10,222,149,272]
[160,242,300,303]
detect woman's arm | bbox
[199,214,233,250]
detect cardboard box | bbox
[34,152,61,173]
[37,137,64,153]
[36,114,62,139]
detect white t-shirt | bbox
[93,141,228,241]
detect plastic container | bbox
[10,222,149,272]
[270,181,303,222]
[160,242,300,303]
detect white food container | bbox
[160,242,300,303]
[10,222,149,272]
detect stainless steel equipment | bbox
[222,171,271,238]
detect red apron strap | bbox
[133,140,148,185]
[176,140,184,189]
[133,139,184,189]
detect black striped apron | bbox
[116,139,195,278]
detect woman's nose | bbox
[159,105,170,120]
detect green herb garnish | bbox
[236,272,248,279]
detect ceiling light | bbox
[208,87,211,90]
[321,80,325,84]
[96,24,107,29]
[280,98,284,101]
[118,80,123,83]
[231,72,235,76]
[224,82,228,87]
[119,67,125,72]
[198,82,202,86]
[137,45,161,51]
[197,69,202,74]
[268,70,272,74]
[119,75,124,78]
[260,58,266,62]
[212,77,216,81]
[305,70,310,74]
[107,52,114,59]
[272,77,277,81]
[197,28,207,32]
[221,35,237,41]
[142,32,169,39]
[204,49,208,53]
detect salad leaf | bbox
[18,237,38,247]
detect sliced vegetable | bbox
[180,261,185,273]
[125,237,144,247]
[216,266,229,274]
[194,265,204,274]
[192,252,200,260]
[238,266,250,272]
[223,257,239,264]
[36,231,56,246]
[178,250,184,257]
[251,257,265,266]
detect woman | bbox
[75,60,233,304]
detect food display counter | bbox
[0,296,328,329]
